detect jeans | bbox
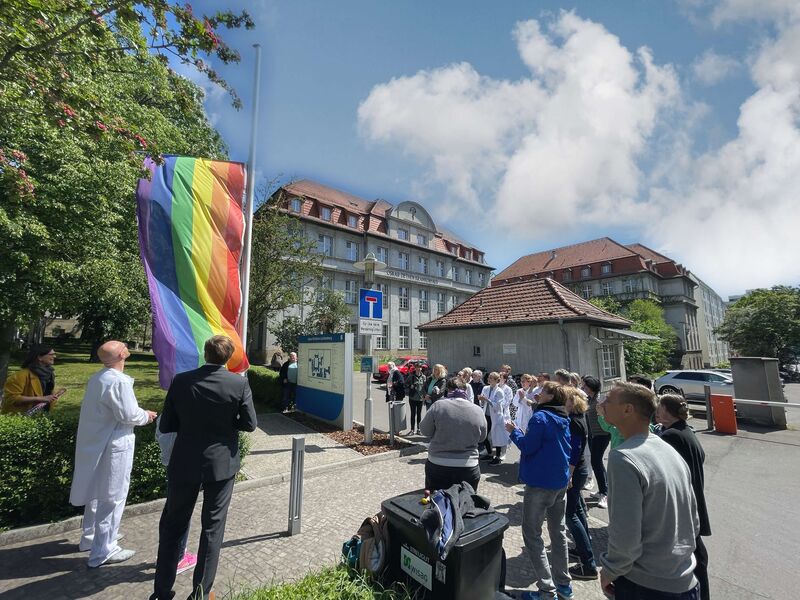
[409,401,423,430]
[566,464,596,570]
[613,576,701,600]
[424,460,481,492]
[589,434,610,495]
[281,382,296,410]
[521,485,570,598]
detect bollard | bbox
[365,396,373,445]
[704,385,713,431]
[288,435,305,536]
[388,400,395,446]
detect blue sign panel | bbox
[359,288,383,320]
[360,356,374,373]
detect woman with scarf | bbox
[2,345,66,415]
[385,362,406,403]
[423,363,447,410]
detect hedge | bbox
[0,414,250,530]
[247,366,282,409]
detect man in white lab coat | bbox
[69,341,156,567]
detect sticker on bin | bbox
[401,544,432,590]
[435,560,446,584]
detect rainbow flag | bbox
[136,156,250,388]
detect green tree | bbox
[270,316,305,356]
[0,2,253,382]
[247,203,323,353]
[716,286,800,367]
[306,288,352,335]
[590,297,677,376]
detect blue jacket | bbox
[509,404,571,490]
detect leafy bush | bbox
[247,365,282,409]
[0,414,252,530]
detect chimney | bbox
[551,250,557,260]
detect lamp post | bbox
[353,252,386,444]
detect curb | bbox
[0,434,426,547]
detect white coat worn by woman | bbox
[69,367,152,567]
[481,380,510,464]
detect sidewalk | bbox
[0,416,609,599]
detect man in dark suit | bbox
[150,335,257,600]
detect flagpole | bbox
[240,43,262,352]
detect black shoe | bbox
[481,454,494,461]
[569,563,598,580]
[489,457,501,465]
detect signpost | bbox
[359,288,382,444]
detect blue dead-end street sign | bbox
[359,288,383,320]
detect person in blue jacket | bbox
[505,381,573,600]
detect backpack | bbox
[341,511,390,575]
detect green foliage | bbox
[590,297,677,376]
[270,316,305,355]
[246,365,282,409]
[248,206,322,346]
[306,288,352,335]
[231,565,413,600]
[716,286,800,367]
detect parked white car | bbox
[654,370,734,401]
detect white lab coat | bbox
[481,384,510,447]
[69,368,149,506]
[514,387,536,433]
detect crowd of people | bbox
[393,362,710,600]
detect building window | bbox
[376,283,389,308]
[437,292,446,313]
[419,331,428,350]
[399,286,409,310]
[417,234,427,246]
[581,266,591,278]
[464,249,472,261]
[344,280,359,304]
[601,262,612,274]
[465,270,472,285]
[479,272,485,286]
[376,246,388,264]
[320,206,332,221]
[399,326,409,350]
[602,281,612,296]
[450,294,458,309]
[397,228,408,241]
[563,269,572,282]
[450,244,458,255]
[345,240,359,261]
[398,252,409,270]
[602,345,619,378]
[437,261,445,277]
[582,285,592,300]
[317,275,332,301]
[347,214,358,228]
[289,197,302,212]
[473,345,481,357]
[453,268,459,283]
[419,289,428,312]
[317,234,333,257]
[624,279,639,293]
[375,325,388,350]
[418,256,428,274]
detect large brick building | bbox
[492,238,729,369]
[253,179,493,357]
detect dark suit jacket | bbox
[660,420,711,536]
[160,364,257,483]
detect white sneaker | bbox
[88,548,135,568]
[79,533,124,552]
[597,494,608,509]
[582,479,594,491]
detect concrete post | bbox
[704,384,714,431]
[287,435,305,535]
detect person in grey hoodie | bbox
[420,377,487,491]
[598,382,701,600]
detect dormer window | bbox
[320,206,332,221]
[397,228,409,241]
[464,249,472,260]
[347,214,358,228]
[601,262,612,274]
[563,269,572,282]
[289,197,302,212]
[581,266,591,278]
[417,234,427,246]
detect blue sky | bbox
[184,0,800,298]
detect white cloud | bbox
[357,8,800,297]
[692,50,740,85]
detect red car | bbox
[373,356,429,383]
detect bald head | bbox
[98,341,129,370]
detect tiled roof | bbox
[283,179,375,214]
[625,243,672,264]
[418,277,631,330]
[494,237,640,282]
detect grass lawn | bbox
[231,566,414,600]
[8,344,166,420]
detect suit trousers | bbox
[151,476,236,600]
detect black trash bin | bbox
[382,490,509,600]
